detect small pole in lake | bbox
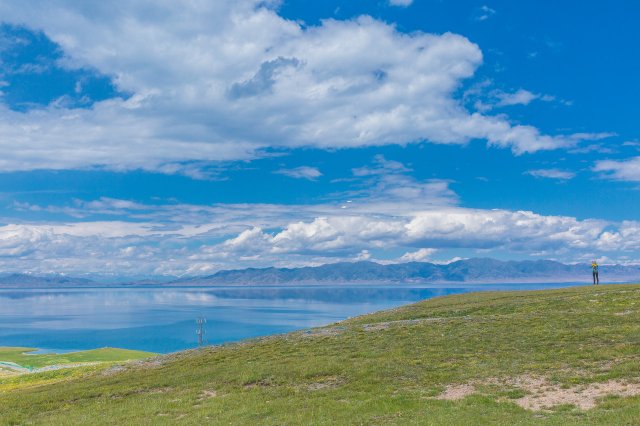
[196,317,206,348]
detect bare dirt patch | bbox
[362,318,462,332]
[511,377,640,411]
[299,327,346,338]
[243,378,275,389]
[102,365,127,376]
[362,319,421,332]
[199,389,218,399]
[129,357,165,369]
[147,386,174,394]
[436,375,640,411]
[438,384,476,401]
[304,376,345,391]
[363,323,391,332]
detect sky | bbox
[0,0,639,279]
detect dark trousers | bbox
[593,272,599,285]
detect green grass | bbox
[2,285,640,425]
[0,347,156,369]
[0,365,108,393]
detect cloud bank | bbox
[594,157,640,181]
[0,0,606,174]
[4,182,639,277]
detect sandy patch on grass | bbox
[300,327,346,338]
[147,386,174,394]
[0,367,18,377]
[362,319,421,332]
[199,389,218,399]
[102,365,127,376]
[438,384,476,401]
[436,375,640,411]
[509,377,640,411]
[362,317,466,332]
[243,378,275,389]
[305,376,345,391]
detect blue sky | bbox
[0,0,639,278]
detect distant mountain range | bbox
[1,259,639,287]
[171,258,640,286]
[0,273,94,287]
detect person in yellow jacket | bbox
[592,260,599,285]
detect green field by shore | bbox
[2,285,640,424]
[0,347,156,370]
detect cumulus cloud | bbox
[3,152,633,276]
[2,198,639,276]
[274,166,322,180]
[525,168,576,180]
[0,225,47,257]
[398,248,437,262]
[187,207,615,261]
[593,157,640,181]
[0,0,608,174]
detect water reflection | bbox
[0,283,584,353]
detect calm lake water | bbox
[0,283,588,354]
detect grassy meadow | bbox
[1,284,640,424]
[0,347,156,369]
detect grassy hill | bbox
[2,285,640,424]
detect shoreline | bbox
[0,280,624,290]
[0,347,157,372]
[0,282,624,357]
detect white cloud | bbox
[525,168,576,180]
[570,132,617,141]
[4,155,635,277]
[352,154,411,176]
[2,198,640,276]
[212,207,612,260]
[496,89,544,106]
[274,166,322,180]
[398,248,437,262]
[222,226,273,253]
[355,249,372,261]
[467,82,571,113]
[345,156,459,207]
[7,155,636,276]
[389,0,413,7]
[0,225,47,257]
[0,0,607,174]
[593,157,640,181]
[475,5,496,21]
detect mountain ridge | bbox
[0,258,638,287]
[170,258,640,286]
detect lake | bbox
[0,283,588,354]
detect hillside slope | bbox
[2,285,640,424]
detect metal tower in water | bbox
[196,317,206,348]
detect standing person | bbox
[592,260,599,285]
